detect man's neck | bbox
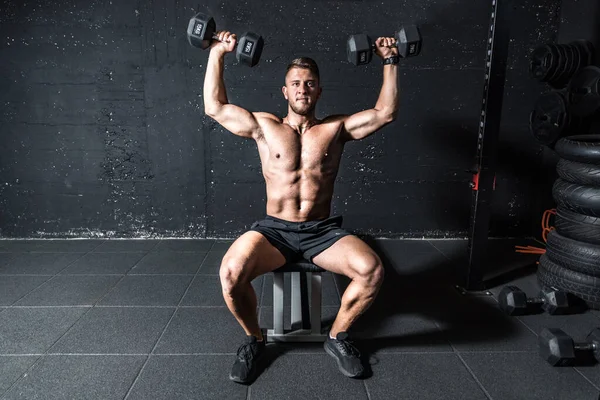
[284,112,318,134]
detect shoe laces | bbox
[236,341,259,362]
[335,337,361,358]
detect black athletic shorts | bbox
[249,214,353,264]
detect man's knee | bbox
[219,255,252,295]
[354,254,384,288]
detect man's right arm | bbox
[203,32,261,139]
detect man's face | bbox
[282,67,322,116]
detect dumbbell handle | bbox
[211,33,239,47]
[369,41,398,50]
[574,342,598,351]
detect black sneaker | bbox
[324,332,365,378]
[229,336,266,384]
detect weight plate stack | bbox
[539,135,600,310]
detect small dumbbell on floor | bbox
[539,327,600,366]
[187,12,264,67]
[347,25,422,66]
[497,285,571,316]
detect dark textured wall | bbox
[0,0,560,238]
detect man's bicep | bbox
[342,109,389,141]
[208,104,261,139]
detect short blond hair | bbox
[285,57,320,82]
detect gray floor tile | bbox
[126,355,247,400]
[0,241,49,252]
[49,307,174,354]
[92,240,159,252]
[0,276,51,306]
[576,364,600,389]
[154,308,247,354]
[487,270,541,299]
[180,275,263,307]
[592,310,600,320]
[370,239,450,275]
[351,311,452,354]
[516,310,600,340]
[435,295,539,352]
[212,240,233,252]
[33,240,105,253]
[152,240,215,252]
[0,253,16,266]
[0,308,88,354]
[14,276,121,306]
[59,253,144,275]
[98,275,193,306]
[198,251,225,274]
[364,353,487,400]
[462,352,599,400]
[262,272,341,307]
[0,356,39,394]
[1,355,145,400]
[427,239,468,260]
[249,353,368,399]
[0,253,85,275]
[128,252,205,275]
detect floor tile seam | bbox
[192,249,212,278]
[425,239,453,259]
[432,318,492,400]
[122,306,181,400]
[52,241,105,276]
[0,304,97,399]
[7,275,55,307]
[0,352,246,357]
[573,367,600,391]
[453,351,495,400]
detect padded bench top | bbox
[274,260,326,273]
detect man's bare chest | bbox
[257,124,344,171]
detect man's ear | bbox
[282,86,288,100]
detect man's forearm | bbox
[204,50,229,115]
[374,64,399,117]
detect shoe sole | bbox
[324,343,362,378]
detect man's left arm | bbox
[342,37,399,141]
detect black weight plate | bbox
[568,66,600,117]
[530,46,553,81]
[530,91,568,146]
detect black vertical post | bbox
[464,0,512,290]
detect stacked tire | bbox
[537,135,600,310]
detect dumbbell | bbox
[497,285,570,316]
[187,12,264,67]
[539,327,600,366]
[347,25,422,66]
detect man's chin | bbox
[290,104,313,115]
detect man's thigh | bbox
[310,235,383,279]
[222,231,287,281]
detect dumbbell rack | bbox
[463,0,512,291]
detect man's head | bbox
[282,57,322,116]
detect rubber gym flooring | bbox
[0,238,599,400]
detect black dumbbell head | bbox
[187,12,216,49]
[397,25,422,58]
[539,327,576,366]
[236,32,264,67]
[541,289,570,315]
[347,34,373,66]
[498,285,528,316]
[586,328,600,363]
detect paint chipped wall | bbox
[0,0,560,238]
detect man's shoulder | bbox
[253,112,282,123]
[321,114,349,124]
